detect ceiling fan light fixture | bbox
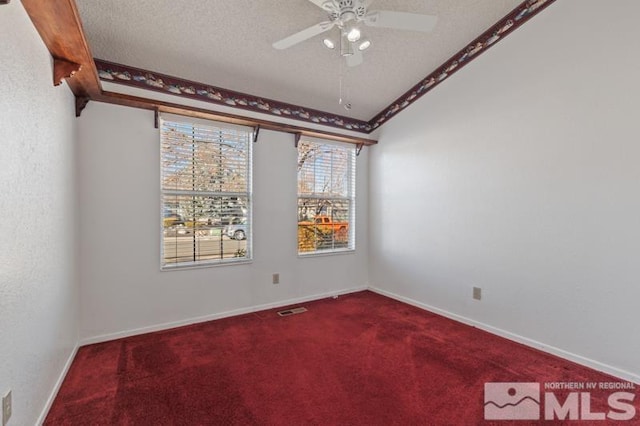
[340,32,354,56]
[346,26,361,42]
[358,39,371,51]
[323,38,336,49]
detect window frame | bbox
[160,114,253,270]
[297,137,357,257]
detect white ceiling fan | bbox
[273,0,438,67]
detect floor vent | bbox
[277,307,307,317]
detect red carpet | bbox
[46,291,638,425]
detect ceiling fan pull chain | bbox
[338,61,344,105]
[338,63,352,111]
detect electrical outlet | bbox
[2,390,12,426]
[473,287,482,301]
[272,273,279,285]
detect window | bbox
[297,139,356,255]
[161,114,252,268]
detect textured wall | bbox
[369,0,640,382]
[76,102,369,342]
[0,2,79,425]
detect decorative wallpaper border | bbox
[94,59,373,133]
[95,0,555,134]
[369,0,556,130]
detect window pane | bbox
[161,117,251,268]
[162,195,249,265]
[162,124,249,193]
[297,198,351,253]
[298,141,352,197]
[297,140,355,255]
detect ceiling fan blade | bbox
[346,49,363,67]
[307,0,334,11]
[273,21,335,50]
[365,11,438,32]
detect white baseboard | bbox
[80,285,368,346]
[368,286,640,385]
[37,343,79,425]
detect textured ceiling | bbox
[76,0,521,121]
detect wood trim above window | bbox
[96,91,377,146]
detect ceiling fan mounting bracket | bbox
[325,0,367,26]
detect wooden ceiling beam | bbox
[21,0,101,100]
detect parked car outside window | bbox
[222,218,247,240]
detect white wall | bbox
[369,0,640,382]
[0,2,79,424]
[77,102,368,342]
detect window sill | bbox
[298,248,355,259]
[161,258,253,272]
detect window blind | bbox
[160,114,252,268]
[297,139,356,254]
